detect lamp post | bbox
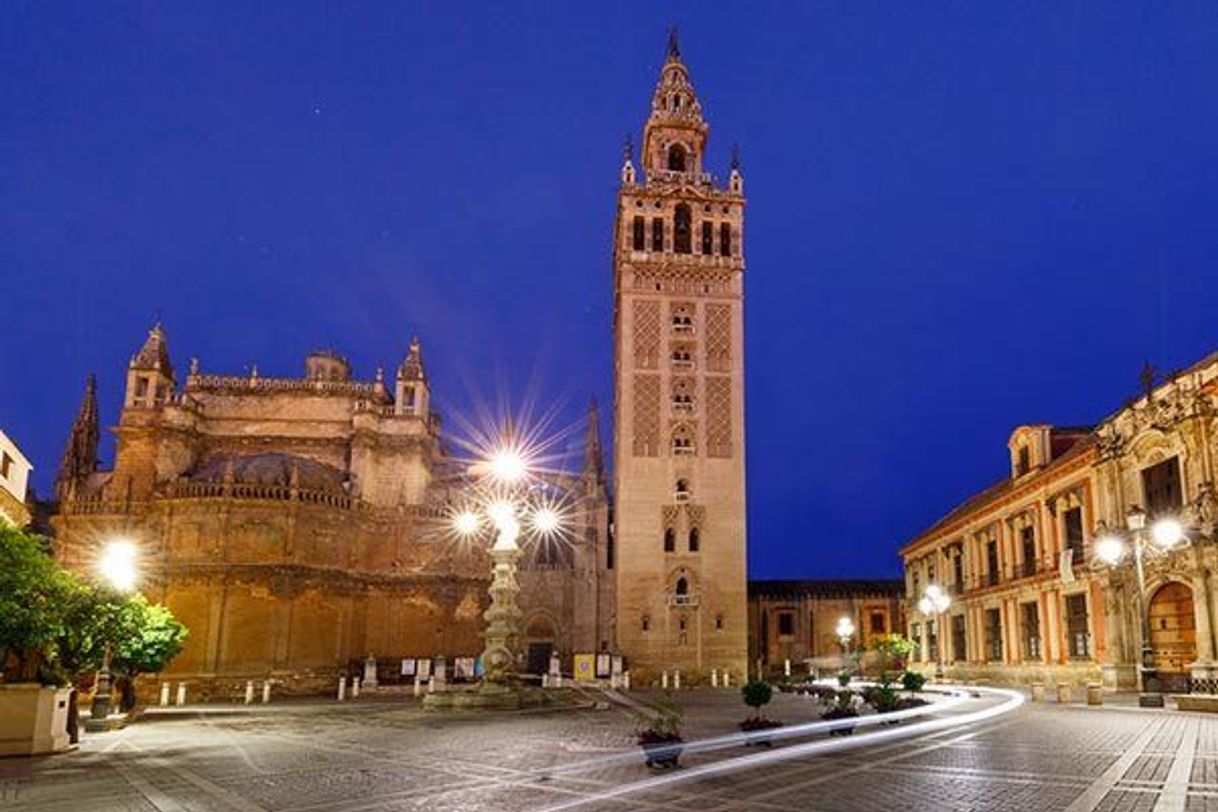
[836,616,855,674]
[1095,505,1187,708]
[91,539,138,724]
[451,445,566,694]
[917,584,951,680]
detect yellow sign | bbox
[573,654,596,682]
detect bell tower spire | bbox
[641,29,708,179]
[611,33,748,679]
[57,374,100,501]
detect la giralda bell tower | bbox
[613,33,747,680]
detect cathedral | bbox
[50,34,749,694]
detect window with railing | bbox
[951,614,967,662]
[985,540,1000,586]
[1066,594,1090,658]
[1020,526,1036,577]
[984,608,1003,662]
[1064,507,1085,563]
[1021,601,1041,661]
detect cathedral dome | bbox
[188,453,346,492]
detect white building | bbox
[0,429,33,527]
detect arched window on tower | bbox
[652,217,665,252]
[701,222,713,255]
[689,527,700,553]
[674,204,692,254]
[667,144,686,172]
[675,478,690,502]
[720,222,732,257]
[675,577,688,597]
[632,216,645,251]
[663,527,676,553]
[672,424,695,456]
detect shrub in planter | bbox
[739,679,783,744]
[822,691,859,736]
[836,670,852,688]
[894,696,929,711]
[635,693,684,769]
[901,670,927,693]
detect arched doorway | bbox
[1148,582,1197,692]
[524,614,557,680]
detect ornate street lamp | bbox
[836,616,856,673]
[450,444,568,695]
[917,584,952,680]
[91,539,138,725]
[1094,505,1188,707]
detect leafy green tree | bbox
[0,528,79,683]
[109,594,188,709]
[869,633,916,676]
[741,679,773,717]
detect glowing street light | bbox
[445,437,569,694]
[918,584,952,680]
[91,538,139,728]
[1094,505,1190,707]
[836,615,856,673]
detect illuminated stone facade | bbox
[51,327,613,696]
[0,428,33,528]
[612,34,749,680]
[749,580,905,676]
[900,352,1218,691]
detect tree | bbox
[740,679,773,717]
[869,633,916,676]
[108,594,188,709]
[0,527,79,683]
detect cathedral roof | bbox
[187,453,346,492]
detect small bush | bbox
[836,670,852,688]
[741,679,773,712]
[901,671,927,693]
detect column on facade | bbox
[1037,590,1051,664]
[1044,588,1061,663]
[1193,568,1216,665]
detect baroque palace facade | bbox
[901,352,1218,690]
[51,330,613,695]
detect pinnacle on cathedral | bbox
[130,321,173,376]
[583,394,604,483]
[397,336,427,381]
[57,374,100,500]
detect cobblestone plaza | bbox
[6,690,1218,811]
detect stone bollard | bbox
[337,677,347,701]
[711,668,719,688]
[662,671,669,690]
[427,675,435,693]
[609,673,619,690]
[555,674,563,688]
[413,676,421,698]
[674,670,681,690]
[262,680,271,704]
[1055,683,1073,704]
[623,671,631,691]
[1030,682,1045,702]
[784,659,791,677]
[1086,683,1103,706]
[352,677,361,698]
[175,683,187,707]
[724,671,731,688]
[159,683,170,707]
[244,681,255,705]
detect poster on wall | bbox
[595,654,611,678]
[573,654,595,682]
[400,659,416,677]
[417,659,432,679]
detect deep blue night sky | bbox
[3,3,1217,578]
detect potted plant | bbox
[635,693,684,768]
[821,689,860,736]
[738,680,783,745]
[869,634,916,681]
